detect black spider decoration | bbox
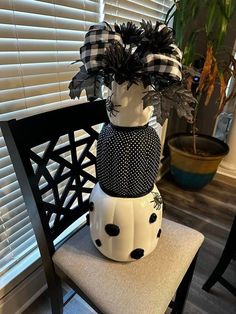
[151,192,163,210]
[106,95,121,117]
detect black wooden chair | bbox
[1,100,204,314]
[202,215,236,296]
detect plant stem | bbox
[192,101,199,154]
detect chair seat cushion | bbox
[53,218,204,314]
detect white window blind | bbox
[103,0,172,26]
[0,0,100,276]
[0,0,172,280]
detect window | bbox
[103,0,172,25]
[0,0,172,290]
[0,0,100,279]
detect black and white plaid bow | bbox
[142,44,183,81]
[80,22,123,73]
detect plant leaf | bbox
[143,83,197,126]
[68,65,104,101]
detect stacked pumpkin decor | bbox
[69,20,196,261]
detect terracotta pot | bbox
[168,133,229,190]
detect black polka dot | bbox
[89,202,94,211]
[130,248,144,260]
[149,213,157,223]
[105,224,120,236]
[157,229,162,238]
[95,239,102,247]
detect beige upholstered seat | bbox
[53,218,204,314]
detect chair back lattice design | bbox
[1,100,108,247]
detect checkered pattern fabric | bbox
[142,44,183,81]
[80,23,122,73]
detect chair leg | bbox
[47,274,64,314]
[202,251,232,292]
[202,215,236,294]
[171,253,198,314]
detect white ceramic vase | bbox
[89,81,163,261]
[107,81,154,127]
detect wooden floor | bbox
[158,172,236,314]
[23,173,236,314]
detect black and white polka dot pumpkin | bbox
[88,82,163,262]
[90,183,163,261]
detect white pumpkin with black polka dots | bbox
[89,183,163,261]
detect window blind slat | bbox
[0,83,61,104]
[0,196,24,218]
[0,233,36,275]
[1,180,22,196]
[0,51,80,65]
[0,172,18,187]
[53,0,100,12]
[1,24,87,42]
[0,10,97,32]
[10,1,99,22]
[0,220,33,248]
[0,155,12,169]
[0,236,36,275]
[125,0,170,11]
[0,38,84,52]
[1,203,26,222]
[0,71,77,91]
[0,83,83,113]
[104,3,165,24]
[12,0,55,16]
[0,210,29,235]
[0,95,87,122]
[0,146,11,158]
[0,80,72,103]
[0,218,31,250]
[0,0,11,10]
[0,190,22,208]
[104,0,172,26]
[0,164,14,180]
[0,93,61,114]
[106,0,168,19]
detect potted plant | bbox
[164,0,236,189]
[68,20,196,261]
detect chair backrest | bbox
[0,100,108,258]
